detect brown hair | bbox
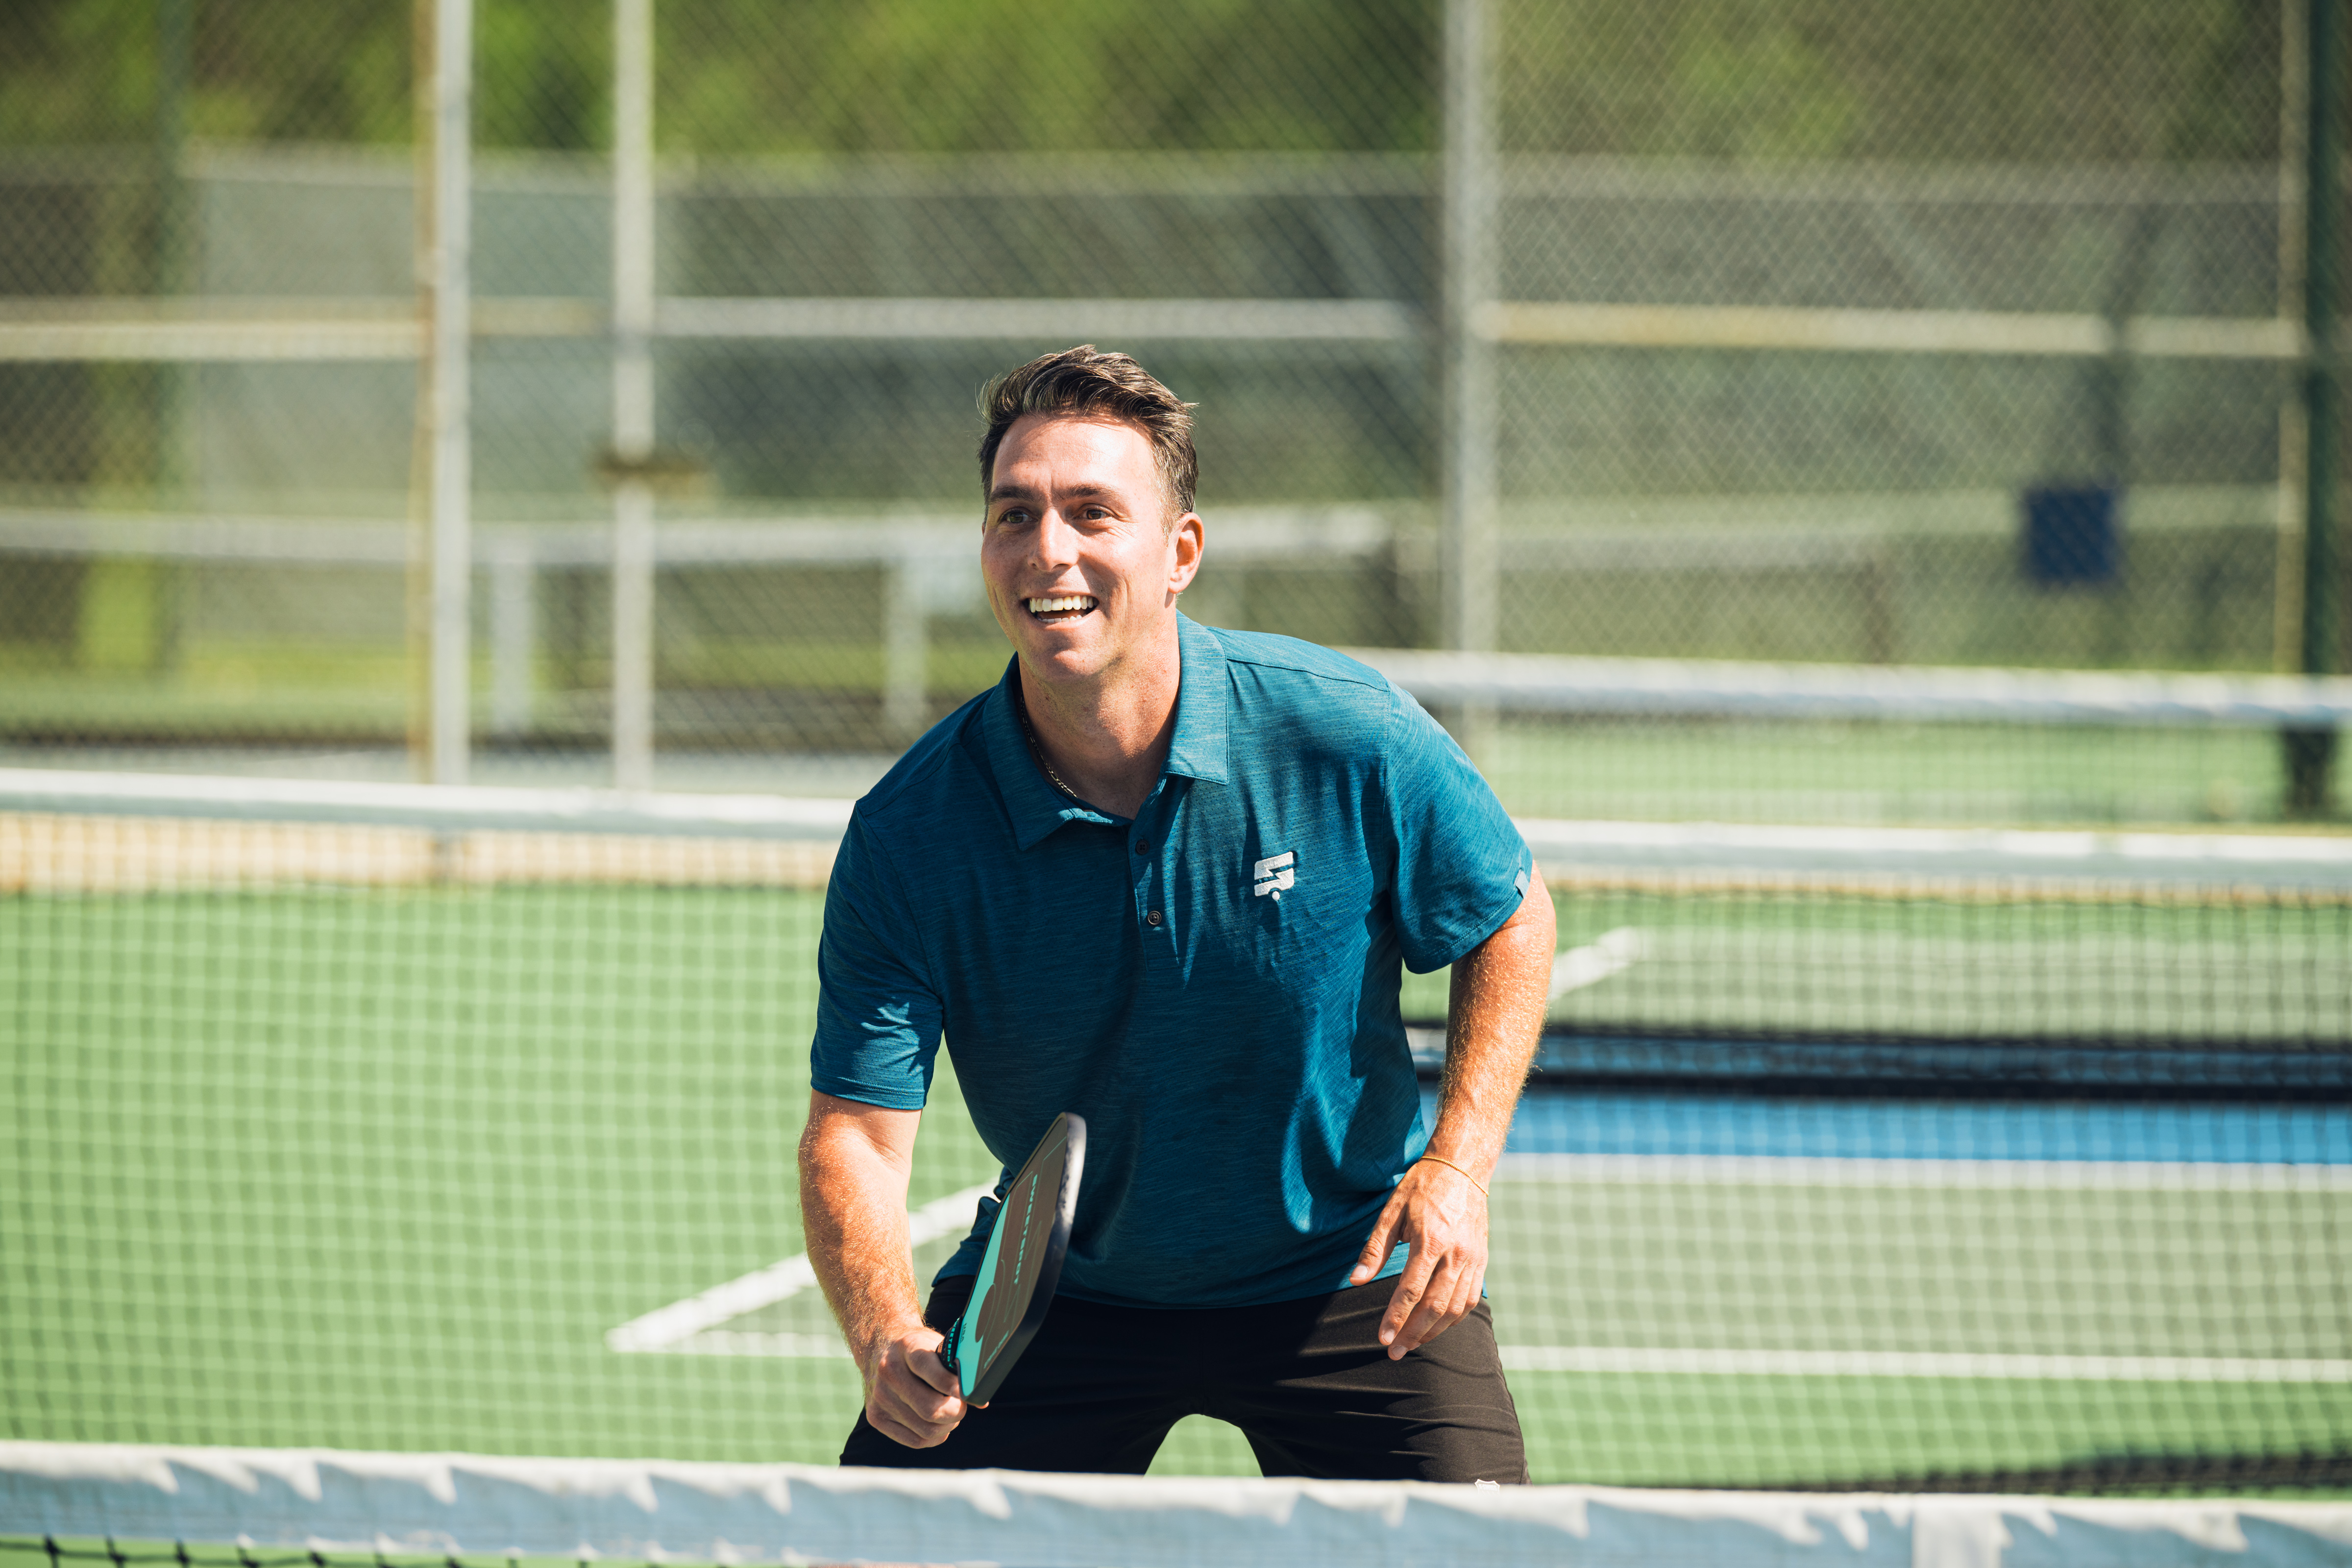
[977,345,1199,520]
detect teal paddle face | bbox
[948,1111,1084,1405]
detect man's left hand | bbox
[1348,1156,1490,1360]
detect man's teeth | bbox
[1028,595,1096,614]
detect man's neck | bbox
[1017,627,1182,821]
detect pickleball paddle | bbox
[939,1110,1085,1405]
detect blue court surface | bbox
[1466,1088,2352,1166]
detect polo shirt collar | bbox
[1163,612,1230,786]
[984,613,1231,850]
[983,662,1104,849]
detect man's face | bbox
[981,413,1201,688]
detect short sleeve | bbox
[809,808,945,1109]
[1381,682,1533,974]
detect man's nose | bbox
[1030,507,1079,567]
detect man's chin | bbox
[1013,632,1115,685]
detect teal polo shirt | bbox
[810,613,1531,1308]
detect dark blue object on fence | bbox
[2022,484,2121,586]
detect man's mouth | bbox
[1026,594,1098,625]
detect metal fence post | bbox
[155,0,192,509]
[2278,0,2311,677]
[2289,0,2344,814]
[1440,0,1496,758]
[610,0,658,790]
[420,0,473,788]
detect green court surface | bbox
[1531,890,2352,1046]
[1484,1176,2352,1487]
[4,882,2348,1487]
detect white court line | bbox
[1496,1152,2352,1190]
[663,1330,854,1359]
[634,1333,2352,1383]
[1549,926,1646,999]
[605,1182,995,1353]
[1501,1347,2352,1382]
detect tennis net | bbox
[10,1446,2352,1568]
[1,765,2348,1492]
[20,1445,2352,1568]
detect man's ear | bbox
[1168,511,1204,595]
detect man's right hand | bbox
[860,1323,977,1448]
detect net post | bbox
[2289,0,2344,816]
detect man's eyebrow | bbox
[986,481,1120,504]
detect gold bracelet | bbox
[1416,1153,1489,1197]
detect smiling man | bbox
[797,345,1555,1481]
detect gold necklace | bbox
[1013,682,1084,804]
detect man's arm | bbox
[1348,862,1555,1359]
[797,1090,974,1447]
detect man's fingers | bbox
[1385,1244,1488,1358]
[896,1368,962,1424]
[1378,1243,1441,1345]
[1386,1266,1448,1357]
[870,1408,936,1448]
[1349,1193,1406,1284]
[890,1378,960,1428]
[1387,1258,1472,1358]
[870,1379,963,1447]
[907,1344,960,1397]
[866,1334,971,1448]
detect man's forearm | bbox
[798,1092,974,1447]
[1427,873,1555,1178]
[1350,869,1555,1354]
[797,1100,925,1369]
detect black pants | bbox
[839,1275,1528,1483]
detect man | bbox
[799,345,1554,1481]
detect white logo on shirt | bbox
[1252,851,1295,898]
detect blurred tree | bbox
[654,0,1436,155]
[0,0,2282,162]
[1500,0,2278,163]
[478,0,608,150]
[1,0,410,147]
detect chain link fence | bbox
[1492,1,2300,673]
[0,0,2344,817]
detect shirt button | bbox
[1145,909,1163,927]
[1133,837,1151,856]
